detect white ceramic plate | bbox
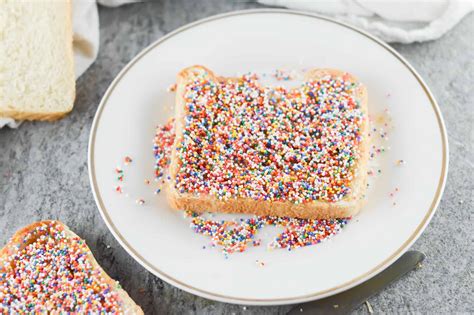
[88,10,448,305]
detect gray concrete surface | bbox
[0,1,472,314]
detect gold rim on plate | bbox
[88,9,449,305]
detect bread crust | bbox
[0,110,70,121]
[168,66,369,219]
[0,221,143,314]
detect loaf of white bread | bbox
[0,221,143,313]
[0,0,75,121]
[167,66,369,219]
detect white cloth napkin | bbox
[2,0,472,128]
[259,0,473,43]
[73,0,143,79]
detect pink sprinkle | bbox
[124,156,133,165]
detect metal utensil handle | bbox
[288,251,425,315]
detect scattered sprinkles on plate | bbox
[109,70,401,257]
[267,216,349,250]
[185,211,349,255]
[175,70,366,204]
[273,68,296,81]
[0,222,123,313]
[115,166,124,181]
[255,260,265,267]
[186,211,265,255]
[396,159,405,166]
[167,83,177,92]
[124,156,133,165]
[113,156,134,192]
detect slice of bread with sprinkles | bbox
[168,66,369,219]
[0,221,143,314]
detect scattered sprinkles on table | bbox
[0,222,123,313]
[175,70,366,204]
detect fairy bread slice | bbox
[0,221,143,313]
[167,66,369,219]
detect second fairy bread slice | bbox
[167,66,369,219]
[0,221,143,314]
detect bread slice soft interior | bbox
[167,66,369,219]
[0,0,75,121]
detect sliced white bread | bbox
[0,0,75,121]
[167,66,369,219]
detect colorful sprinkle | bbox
[273,69,295,81]
[124,156,133,165]
[115,167,124,181]
[185,211,349,254]
[0,222,122,313]
[167,83,177,92]
[175,70,365,204]
[136,199,145,205]
[255,260,265,267]
[153,118,175,180]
